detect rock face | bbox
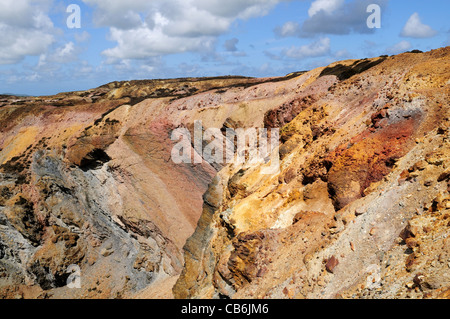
[173,47,450,299]
[0,74,320,298]
[1,48,449,299]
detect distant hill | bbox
[0,93,30,97]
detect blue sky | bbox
[0,0,449,96]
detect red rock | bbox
[325,256,339,273]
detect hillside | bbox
[0,47,449,299]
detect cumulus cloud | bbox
[83,0,288,60]
[82,0,151,30]
[102,27,216,60]
[49,42,79,63]
[387,40,411,55]
[35,41,82,78]
[303,0,387,35]
[308,0,345,17]
[275,0,388,37]
[274,21,302,37]
[283,37,331,59]
[400,13,437,38]
[0,0,55,64]
[193,0,283,19]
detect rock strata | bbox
[174,47,450,299]
[1,48,449,299]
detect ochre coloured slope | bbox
[0,48,449,299]
[174,47,450,299]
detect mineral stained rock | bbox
[174,47,450,299]
[0,48,449,299]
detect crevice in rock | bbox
[79,149,111,171]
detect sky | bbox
[0,0,449,96]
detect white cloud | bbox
[284,37,331,59]
[387,41,411,54]
[82,0,151,30]
[308,0,344,17]
[275,0,347,38]
[400,13,437,38]
[0,0,55,65]
[102,27,216,60]
[83,0,287,60]
[37,42,79,65]
[296,0,388,36]
[51,42,78,63]
[274,21,302,37]
[194,0,282,18]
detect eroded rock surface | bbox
[174,47,450,299]
[0,74,323,298]
[1,48,449,299]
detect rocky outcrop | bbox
[1,48,449,299]
[0,72,331,298]
[174,47,450,299]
